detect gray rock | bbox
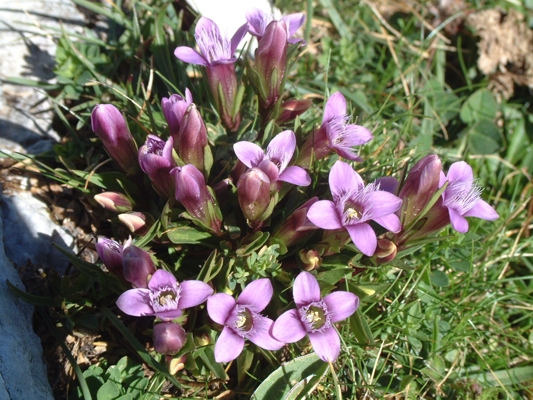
[0,190,54,400]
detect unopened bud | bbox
[122,243,156,288]
[153,322,187,355]
[299,249,322,271]
[375,239,397,264]
[94,192,133,213]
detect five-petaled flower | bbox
[307,160,402,256]
[298,92,373,167]
[234,130,311,187]
[207,279,284,363]
[116,269,213,321]
[440,161,499,233]
[272,271,359,362]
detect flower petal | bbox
[372,213,401,233]
[234,141,265,168]
[464,199,499,221]
[449,208,469,233]
[266,130,296,172]
[345,223,377,256]
[230,22,250,54]
[278,166,311,186]
[207,293,236,325]
[174,47,208,66]
[363,191,403,220]
[323,92,346,123]
[179,280,214,309]
[284,13,305,38]
[214,326,245,363]
[148,270,177,290]
[245,8,266,36]
[447,161,473,183]
[329,160,364,199]
[248,315,284,350]
[308,327,341,362]
[307,200,342,230]
[237,278,273,311]
[323,291,359,323]
[294,271,321,307]
[116,289,154,317]
[375,176,399,194]
[154,309,183,321]
[272,309,307,343]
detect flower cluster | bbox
[88,6,499,371]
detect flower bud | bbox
[138,135,176,199]
[398,155,442,226]
[255,20,288,109]
[178,104,211,174]
[118,212,153,235]
[206,63,242,131]
[153,322,187,355]
[299,248,322,271]
[161,90,193,140]
[95,238,124,277]
[173,164,222,235]
[91,104,138,174]
[374,239,397,264]
[94,192,133,213]
[237,168,272,224]
[122,243,156,288]
[277,98,313,125]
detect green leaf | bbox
[195,346,228,380]
[96,381,121,400]
[251,354,328,400]
[430,270,449,287]
[6,280,61,307]
[466,120,503,155]
[349,305,375,345]
[467,365,533,386]
[460,89,498,123]
[236,231,270,256]
[164,225,212,244]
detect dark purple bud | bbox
[255,20,288,108]
[153,322,187,355]
[91,104,138,174]
[277,98,313,125]
[95,237,124,277]
[122,244,156,288]
[138,135,176,199]
[178,105,210,173]
[161,90,193,143]
[399,154,442,226]
[173,164,222,235]
[237,168,272,224]
[374,239,397,264]
[94,192,133,213]
[296,126,329,168]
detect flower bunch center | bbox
[233,306,254,335]
[151,284,181,313]
[300,301,330,332]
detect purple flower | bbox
[298,93,373,167]
[307,160,402,256]
[173,164,223,235]
[122,242,156,288]
[246,8,305,44]
[272,271,359,362]
[161,90,193,139]
[174,17,248,131]
[174,17,248,67]
[153,322,187,355]
[91,104,138,174]
[440,161,499,233]
[207,279,284,363]
[234,130,311,187]
[96,237,125,277]
[138,135,177,199]
[116,269,213,321]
